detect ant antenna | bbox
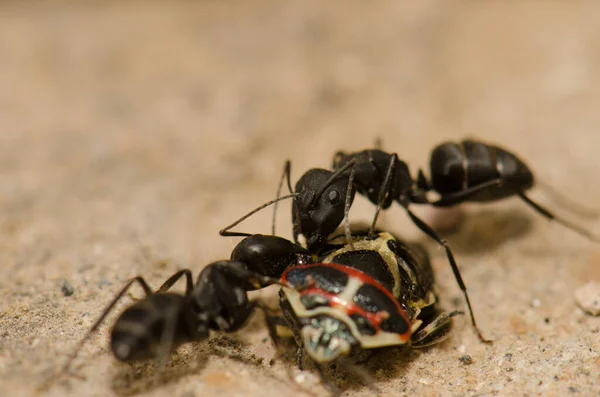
[220,193,299,237]
[344,166,356,250]
[272,161,294,235]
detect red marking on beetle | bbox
[282,263,412,340]
[299,286,411,341]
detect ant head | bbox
[293,168,355,250]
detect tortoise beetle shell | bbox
[281,263,412,357]
[276,232,452,364]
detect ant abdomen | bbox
[430,140,534,201]
[111,293,192,362]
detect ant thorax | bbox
[300,315,357,363]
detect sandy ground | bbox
[1,1,599,396]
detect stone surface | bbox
[1,1,599,397]
[575,281,600,316]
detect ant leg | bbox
[41,277,155,390]
[411,310,464,348]
[368,152,397,238]
[219,193,298,237]
[157,269,194,295]
[417,169,431,191]
[155,306,180,374]
[255,303,287,348]
[404,206,491,343]
[313,362,342,397]
[409,169,431,204]
[374,137,383,150]
[338,358,380,395]
[272,160,294,235]
[154,269,197,373]
[428,179,503,207]
[536,180,600,218]
[519,193,600,242]
[344,165,356,249]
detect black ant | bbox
[334,138,599,243]
[41,234,311,390]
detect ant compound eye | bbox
[328,190,341,205]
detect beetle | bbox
[271,230,462,394]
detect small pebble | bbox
[97,278,113,289]
[459,354,473,365]
[531,298,541,308]
[574,281,600,316]
[60,279,75,296]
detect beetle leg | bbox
[411,310,465,348]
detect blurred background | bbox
[0,1,599,396]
